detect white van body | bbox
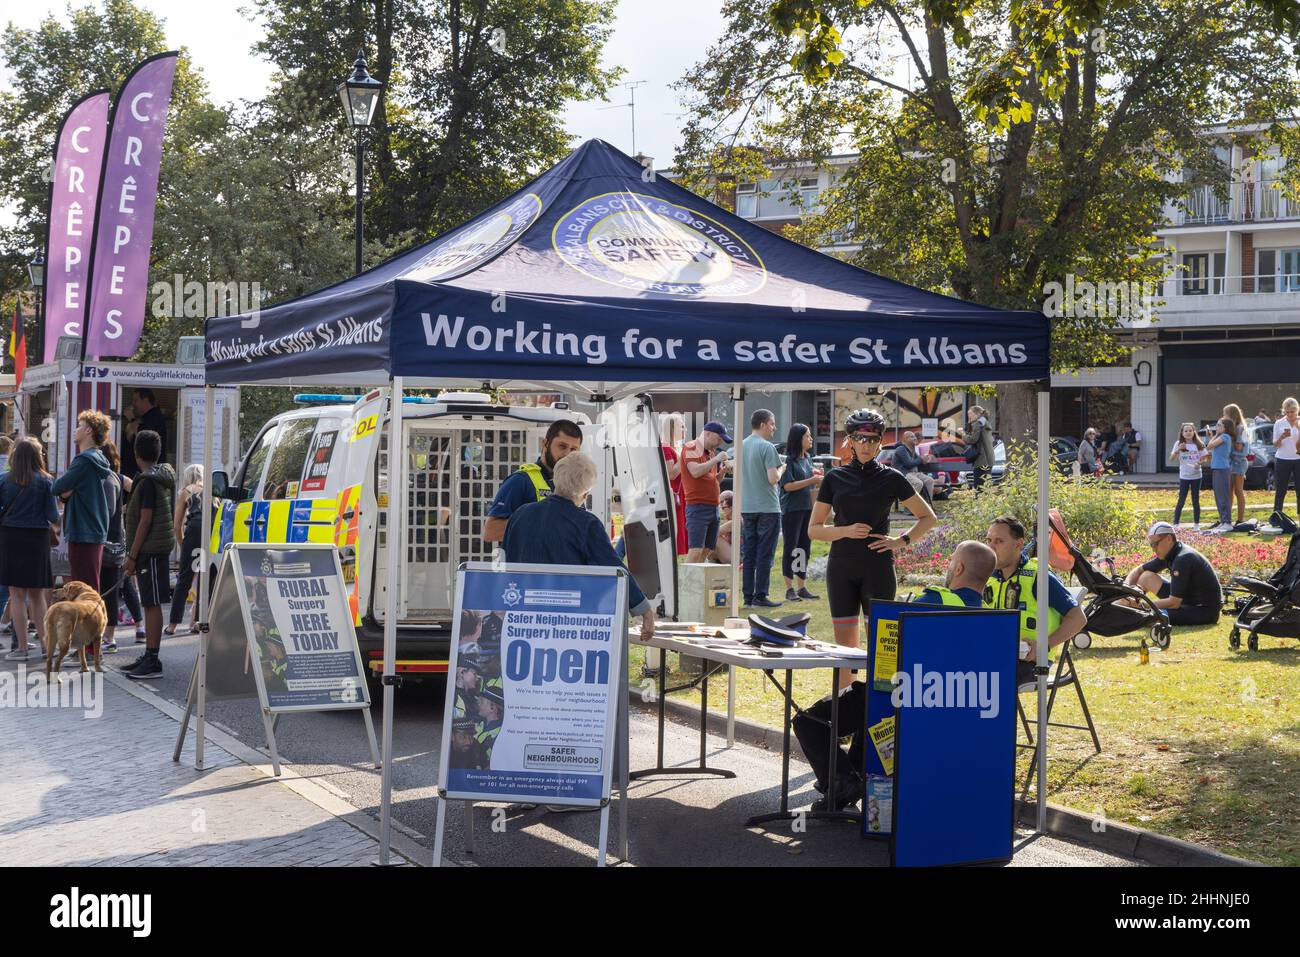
[211,391,677,677]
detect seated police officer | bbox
[483,419,584,543]
[1125,521,1222,626]
[984,515,1087,689]
[792,540,997,812]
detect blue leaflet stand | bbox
[861,600,961,839]
[889,609,1020,867]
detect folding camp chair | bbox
[1015,643,1101,803]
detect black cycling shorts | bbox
[826,555,896,622]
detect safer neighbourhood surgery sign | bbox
[438,563,626,806]
[233,545,369,711]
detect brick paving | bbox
[0,663,401,867]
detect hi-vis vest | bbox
[924,586,973,607]
[987,558,1062,641]
[518,462,551,501]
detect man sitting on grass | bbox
[1125,521,1222,627]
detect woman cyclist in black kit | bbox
[809,409,938,670]
[793,408,938,811]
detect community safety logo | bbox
[552,191,767,297]
[403,192,543,282]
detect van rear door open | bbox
[601,395,678,620]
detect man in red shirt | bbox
[679,421,732,563]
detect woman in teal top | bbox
[779,423,822,601]
[1206,417,1235,531]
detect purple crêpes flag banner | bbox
[82,52,179,360]
[43,90,110,363]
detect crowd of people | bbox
[0,405,202,682]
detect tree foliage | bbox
[675,0,1300,437]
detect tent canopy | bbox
[205,139,1049,396]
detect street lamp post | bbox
[28,251,45,360]
[338,49,385,276]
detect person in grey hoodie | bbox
[52,410,112,593]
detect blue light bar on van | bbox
[293,394,363,405]
[292,393,446,406]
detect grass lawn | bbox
[632,483,1300,864]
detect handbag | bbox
[963,443,981,463]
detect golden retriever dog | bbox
[44,580,108,680]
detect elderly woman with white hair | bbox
[502,452,656,641]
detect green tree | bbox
[675,0,1300,438]
[253,0,623,242]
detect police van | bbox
[209,390,677,682]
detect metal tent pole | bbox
[728,386,744,746]
[1036,388,1051,833]
[195,384,215,770]
[376,377,404,864]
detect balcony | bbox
[1147,272,1300,330]
[1172,179,1295,226]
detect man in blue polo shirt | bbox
[793,540,997,812]
[503,451,656,642]
[984,515,1087,689]
[483,419,584,544]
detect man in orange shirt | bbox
[679,421,732,563]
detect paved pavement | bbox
[0,625,1140,867]
[0,655,405,867]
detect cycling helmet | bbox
[844,408,886,435]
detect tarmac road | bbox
[99,624,1139,867]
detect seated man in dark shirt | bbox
[503,451,655,641]
[1125,521,1222,626]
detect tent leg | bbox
[728,387,744,747]
[196,385,216,771]
[376,376,404,866]
[1035,388,1051,835]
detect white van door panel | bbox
[600,395,677,619]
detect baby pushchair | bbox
[1228,512,1300,651]
[1042,514,1171,650]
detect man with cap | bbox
[1125,521,1222,626]
[258,629,290,694]
[475,685,506,762]
[792,541,997,812]
[483,419,585,544]
[451,716,485,769]
[679,421,734,563]
[453,657,483,719]
[985,515,1087,689]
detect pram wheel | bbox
[1248,632,1259,652]
[1229,627,1241,650]
[1072,632,1092,650]
[1150,621,1171,650]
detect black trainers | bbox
[126,653,162,680]
[811,777,865,813]
[751,596,783,608]
[797,588,820,600]
[785,588,801,602]
[121,652,153,675]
